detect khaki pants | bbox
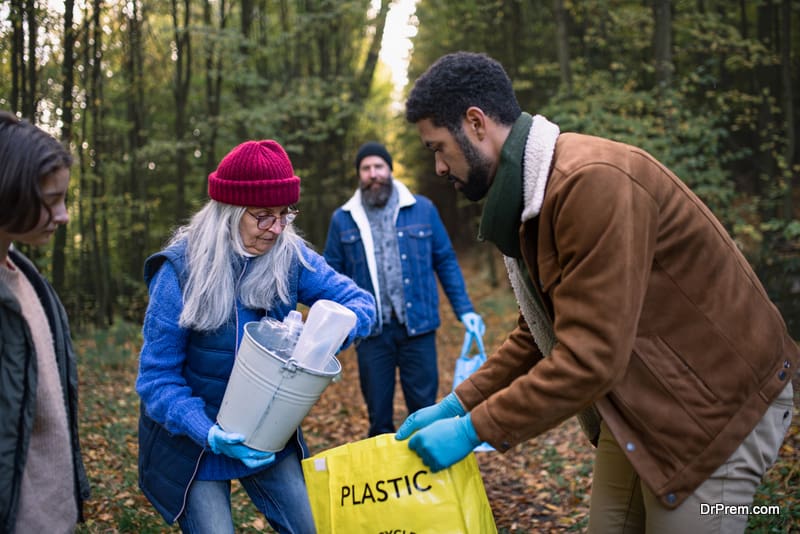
[588,382,793,534]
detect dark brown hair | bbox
[0,111,73,233]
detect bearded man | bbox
[395,51,797,534]
[324,141,484,437]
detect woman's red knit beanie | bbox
[208,140,300,207]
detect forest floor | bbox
[73,257,800,533]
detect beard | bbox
[361,177,394,207]
[449,128,494,202]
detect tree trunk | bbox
[23,0,37,118]
[171,0,192,220]
[553,0,572,93]
[235,0,254,139]
[53,0,76,295]
[122,0,148,317]
[91,0,112,326]
[203,0,226,176]
[652,0,673,92]
[354,0,390,104]
[9,0,23,113]
[756,1,777,200]
[780,0,794,219]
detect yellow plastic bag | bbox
[302,433,497,533]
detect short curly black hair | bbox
[405,51,521,132]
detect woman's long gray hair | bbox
[168,200,312,331]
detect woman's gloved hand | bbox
[407,414,481,472]
[207,424,276,469]
[395,392,465,440]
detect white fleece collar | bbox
[520,115,560,222]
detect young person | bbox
[0,111,90,533]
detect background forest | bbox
[1,0,799,334]
[2,0,800,532]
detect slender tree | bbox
[780,0,794,219]
[53,0,76,294]
[756,1,778,200]
[203,0,227,176]
[234,0,254,139]
[653,0,673,92]
[120,0,149,314]
[83,0,113,326]
[171,0,192,219]
[554,0,572,94]
[23,0,37,118]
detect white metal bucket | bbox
[217,321,341,452]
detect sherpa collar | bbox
[520,114,560,222]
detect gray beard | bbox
[361,180,393,208]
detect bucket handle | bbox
[248,360,296,450]
[282,358,301,375]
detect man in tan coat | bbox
[395,51,798,533]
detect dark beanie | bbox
[208,140,300,207]
[355,141,393,171]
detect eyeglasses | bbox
[246,209,299,230]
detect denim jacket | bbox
[324,180,474,337]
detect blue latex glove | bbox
[460,312,485,338]
[395,392,465,440]
[207,424,276,469]
[407,414,481,472]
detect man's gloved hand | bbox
[207,424,276,469]
[407,414,481,472]
[395,392,465,440]
[460,312,485,338]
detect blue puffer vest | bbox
[137,246,307,524]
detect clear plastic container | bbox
[290,300,357,371]
[281,310,304,353]
[252,310,304,360]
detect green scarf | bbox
[478,112,533,259]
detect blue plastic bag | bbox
[452,330,494,452]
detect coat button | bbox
[666,494,676,505]
[778,370,787,380]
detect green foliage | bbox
[2,0,799,329]
[543,77,736,219]
[404,0,800,329]
[747,438,800,532]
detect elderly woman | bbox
[136,139,376,533]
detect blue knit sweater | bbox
[136,239,376,483]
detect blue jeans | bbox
[356,317,438,436]
[177,452,316,534]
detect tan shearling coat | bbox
[456,130,799,508]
